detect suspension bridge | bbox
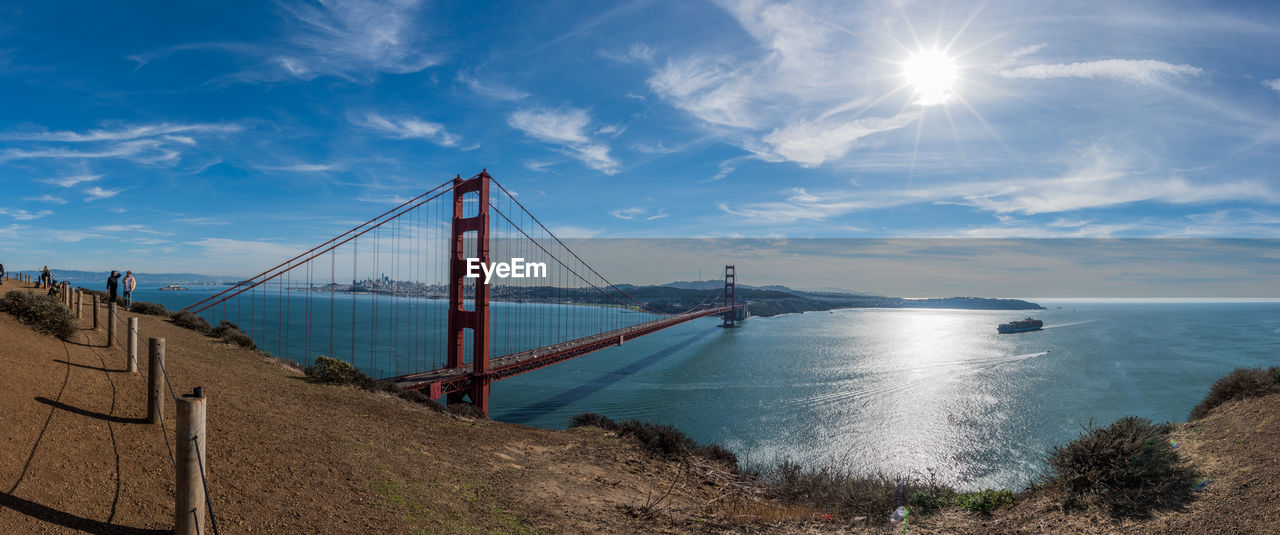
[181,171,743,415]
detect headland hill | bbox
[1,274,1278,533]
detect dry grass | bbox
[1189,366,1280,420]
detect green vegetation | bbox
[950,488,1016,514]
[569,412,737,467]
[0,290,76,340]
[305,355,451,414]
[1044,416,1196,516]
[762,460,960,523]
[1189,366,1280,420]
[129,301,168,316]
[209,320,256,349]
[169,310,211,333]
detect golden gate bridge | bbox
[182,171,742,415]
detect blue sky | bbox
[1,0,1279,276]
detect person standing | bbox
[41,266,51,289]
[122,271,136,310]
[106,270,121,304]
[0,262,5,280]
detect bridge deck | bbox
[390,306,734,398]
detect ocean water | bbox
[77,283,1280,490]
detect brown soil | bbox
[2,277,1278,534]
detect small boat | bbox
[998,317,1043,334]
[159,284,188,291]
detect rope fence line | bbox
[96,297,221,535]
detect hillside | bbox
[1,277,1276,534]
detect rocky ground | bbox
[1,277,1276,534]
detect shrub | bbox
[569,412,737,468]
[446,403,487,419]
[170,310,211,333]
[952,489,1015,514]
[129,302,168,316]
[1189,367,1280,420]
[207,320,256,349]
[0,290,76,340]
[1045,416,1196,516]
[304,355,363,384]
[762,460,956,523]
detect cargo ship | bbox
[998,317,1043,334]
[158,284,188,291]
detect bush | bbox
[1189,367,1280,420]
[1045,416,1196,516]
[206,320,256,349]
[170,310,211,333]
[763,460,955,523]
[446,403,487,419]
[570,412,737,468]
[398,389,446,413]
[129,302,168,316]
[952,489,1015,514]
[1,290,77,340]
[304,355,364,384]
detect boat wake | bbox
[1041,319,1098,329]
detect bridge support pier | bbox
[721,265,737,328]
[447,171,492,415]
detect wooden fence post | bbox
[107,303,117,347]
[147,338,165,425]
[93,294,100,329]
[128,317,139,373]
[76,291,83,319]
[175,387,207,535]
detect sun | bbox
[903,49,957,105]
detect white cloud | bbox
[998,59,1202,85]
[610,207,668,221]
[93,224,148,232]
[84,187,123,201]
[508,107,620,174]
[1,123,240,165]
[24,195,68,204]
[354,112,458,146]
[0,208,54,221]
[172,217,229,226]
[457,73,528,101]
[2,123,241,143]
[720,147,1278,223]
[270,0,439,80]
[508,107,592,144]
[38,174,102,187]
[1264,79,1280,92]
[758,112,919,167]
[257,163,337,172]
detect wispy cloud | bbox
[457,72,528,101]
[998,59,1202,85]
[23,194,67,204]
[38,174,103,187]
[609,207,667,221]
[1264,79,1280,92]
[720,146,1278,223]
[1,123,240,143]
[256,163,337,172]
[354,112,458,146]
[2,123,240,165]
[757,111,919,167]
[172,217,229,226]
[508,107,620,174]
[0,208,54,221]
[84,186,123,201]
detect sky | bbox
[1,0,1279,286]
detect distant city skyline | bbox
[2,1,1278,290]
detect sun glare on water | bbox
[903,49,957,105]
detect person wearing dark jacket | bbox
[106,271,121,304]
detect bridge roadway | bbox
[389,306,735,398]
